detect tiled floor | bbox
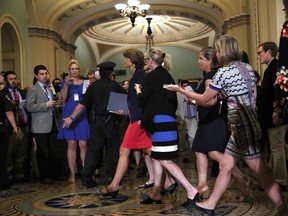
[0,157,287,215]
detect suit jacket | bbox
[26,82,54,133]
[257,58,278,128]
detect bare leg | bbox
[67,140,77,183]
[246,157,288,216]
[133,150,141,169]
[149,159,163,200]
[195,152,208,186]
[196,153,236,210]
[160,160,198,199]
[144,154,154,184]
[107,146,131,191]
[78,140,87,167]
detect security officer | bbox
[63,61,127,188]
[0,88,18,190]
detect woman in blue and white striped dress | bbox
[135,47,199,206]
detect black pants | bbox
[32,121,63,180]
[0,125,10,187]
[82,116,120,183]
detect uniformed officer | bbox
[0,88,18,190]
[63,61,127,187]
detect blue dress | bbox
[57,80,90,140]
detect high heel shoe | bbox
[96,186,119,198]
[195,203,215,216]
[197,183,209,199]
[182,192,201,207]
[140,196,162,204]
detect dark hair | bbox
[123,49,145,69]
[258,41,278,58]
[62,72,68,80]
[4,71,17,81]
[180,79,189,86]
[242,51,249,64]
[200,47,220,70]
[34,65,47,75]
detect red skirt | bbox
[121,120,152,149]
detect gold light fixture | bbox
[115,0,150,27]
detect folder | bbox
[107,92,129,115]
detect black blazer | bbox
[257,58,278,128]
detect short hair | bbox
[34,65,47,75]
[258,41,278,58]
[147,47,172,70]
[200,47,220,70]
[214,35,243,66]
[123,49,145,69]
[180,79,189,86]
[4,71,17,81]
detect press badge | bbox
[73,93,79,101]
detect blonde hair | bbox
[68,59,80,70]
[214,35,242,66]
[147,47,172,70]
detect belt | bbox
[94,114,114,123]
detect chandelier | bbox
[145,18,154,52]
[115,0,150,27]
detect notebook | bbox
[107,91,129,115]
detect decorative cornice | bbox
[28,26,76,52]
[191,0,223,15]
[222,14,250,34]
[57,0,112,24]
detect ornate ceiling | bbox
[26,0,248,61]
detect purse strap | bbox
[234,61,254,109]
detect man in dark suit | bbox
[26,65,60,183]
[256,41,278,152]
[2,71,29,182]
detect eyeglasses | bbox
[70,68,80,71]
[257,50,264,55]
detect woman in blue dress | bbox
[57,59,90,184]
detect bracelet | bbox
[69,116,74,121]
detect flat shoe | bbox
[161,181,178,194]
[140,196,162,204]
[195,203,215,216]
[138,182,154,189]
[96,186,119,198]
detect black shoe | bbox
[140,196,162,204]
[83,180,97,188]
[40,178,54,184]
[96,186,119,198]
[183,158,190,163]
[279,184,287,192]
[182,193,201,207]
[0,184,11,191]
[161,181,178,194]
[138,182,154,189]
[195,203,215,216]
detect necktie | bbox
[12,89,19,101]
[12,89,25,125]
[186,100,192,118]
[43,85,50,101]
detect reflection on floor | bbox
[0,157,287,216]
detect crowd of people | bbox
[1,1,288,215]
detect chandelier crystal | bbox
[115,0,150,27]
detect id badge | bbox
[73,93,79,101]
